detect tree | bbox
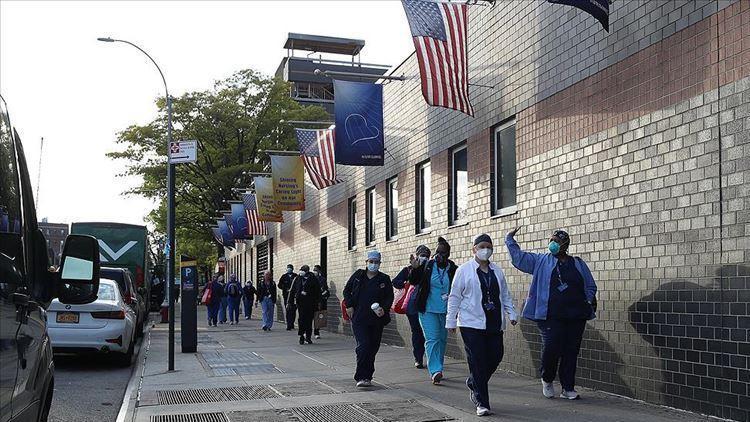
[107,69,329,269]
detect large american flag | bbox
[241,193,268,236]
[402,0,473,116]
[296,127,342,190]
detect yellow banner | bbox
[254,177,284,222]
[271,155,305,211]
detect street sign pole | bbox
[167,95,176,372]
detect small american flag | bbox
[402,0,473,116]
[242,193,268,236]
[296,127,342,190]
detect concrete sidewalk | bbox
[123,308,715,422]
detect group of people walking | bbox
[202,274,256,326]
[278,264,331,344]
[342,228,597,417]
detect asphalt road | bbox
[48,332,144,422]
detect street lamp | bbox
[97,36,177,371]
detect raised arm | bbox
[505,233,541,275]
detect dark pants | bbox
[352,323,384,381]
[283,292,296,329]
[407,312,425,364]
[460,327,504,409]
[298,306,315,339]
[228,296,241,322]
[242,297,253,319]
[537,319,586,391]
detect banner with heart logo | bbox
[270,155,306,211]
[229,201,250,239]
[254,176,284,222]
[334,80,384,166]
[215,219,235,248]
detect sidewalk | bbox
[123,308,715,422]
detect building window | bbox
[450,144,468,225]
[493,119,517,213]
[386,177,398,240]
[416,161,432,233]
[365,187,376,246]
[348,197,357,250]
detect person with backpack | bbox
[278,264,296,330]
[505,227,597,401]
[343,250,393,388]
[242,279,256,320]
[289,265,321,345]
[216,275,228,324]
[204,274,222,327]
[408,237,457,385]
[447,233,517,417]
[225,274,243,325]
[313,265,330,339]
[392,245,429,369]
[256,270,277,331]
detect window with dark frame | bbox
[365,187,376,246]
[386,177,399,240]
[348,196,357,250]
[492,119,517,213]
[450,144,468,225]
[416,161,432,233]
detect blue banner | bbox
[230,202,249,239]
[216,219,234,248]
[334,80,384,166]
[548,0,609,32]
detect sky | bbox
[0,1,413,226]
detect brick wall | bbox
[225,1,750,420]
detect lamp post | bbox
[97,37,176,371]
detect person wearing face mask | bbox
[312,265,330,339]
[392,245,430,369]
[278,264,297,331]
[446,234,516,416]
[242,279,256,320]
[408,237,457,384]
[505,227,597,401]
[289,265,321,345]
[256,270,277,331]
[342,250,393,388]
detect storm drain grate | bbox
[156,386,280,405]
[150,412,228,422]
[359,400,455,422]
[289,404,380,422]
[198,351,280,376]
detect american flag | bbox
[402,0,474,116]
[242,193,268,235]
[296,128,342,190]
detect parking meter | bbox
[180,256,197,353]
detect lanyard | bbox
[477,269,492,296]
[435,265,448,288]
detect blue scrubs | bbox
[419,265,450,376]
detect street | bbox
[48,327,146,422]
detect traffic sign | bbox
[168,140,197,164]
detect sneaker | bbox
[362,379,372,387]
[476,406,491,416]
[414,362,424,369]
[560,390,580,400]
[306,338,313,344]
[262,326,268,331]
[315,335,321,339]
[245,316,250,320]
[356,380,367,388]
[431,371,443,385]
[299,336,304,345]
[542,380,555,398]
[229,321,234,326]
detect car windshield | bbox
[98,282,118,301]
[100,268,127,295]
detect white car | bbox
[48,279,137,366]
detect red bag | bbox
[393,283,414,314]
[201,285,212,305]
[341,299,350,322]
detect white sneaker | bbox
[476,406,490,416]
[560,390,580,400]
[229,321,234,325]
[356,379,372,388]
[542,380,555,398]
[315,335,320,339]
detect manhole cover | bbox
[289,404,379,422]
[359,400,455,422]
[155,386,279,405]
[150,413,228,422]
[270,381,337,397]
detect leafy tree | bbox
[108,69,329,268]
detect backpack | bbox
[227,282,240,297]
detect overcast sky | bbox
[0,1,413,226]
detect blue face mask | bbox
[548,241,561,255]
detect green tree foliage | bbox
[108,69,329,268]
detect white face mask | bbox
[367,263,380,272]
[475,248,493,261]
[299,271,306,277]
[418,256,428,265]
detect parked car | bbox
[1,95,102,422]
[101,267,146,338]
[47,279,137,366]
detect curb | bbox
[116,322,153,422]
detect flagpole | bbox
[281,120,335,126]
[314,68,406,81]
[261,150,302,156]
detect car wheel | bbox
[115,337,135,367]
[37,378,53,422]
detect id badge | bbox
[441,293,449,301]
[484,301,496,311]
[557,283,569,292]
[301,291,308,296]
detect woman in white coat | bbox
[446,233,517,417]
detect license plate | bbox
[56,312,79,324]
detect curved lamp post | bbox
[97,37,176,371]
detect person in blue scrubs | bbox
[506,227,597,400]
[392,245,430,369]
[409,237,457,384]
